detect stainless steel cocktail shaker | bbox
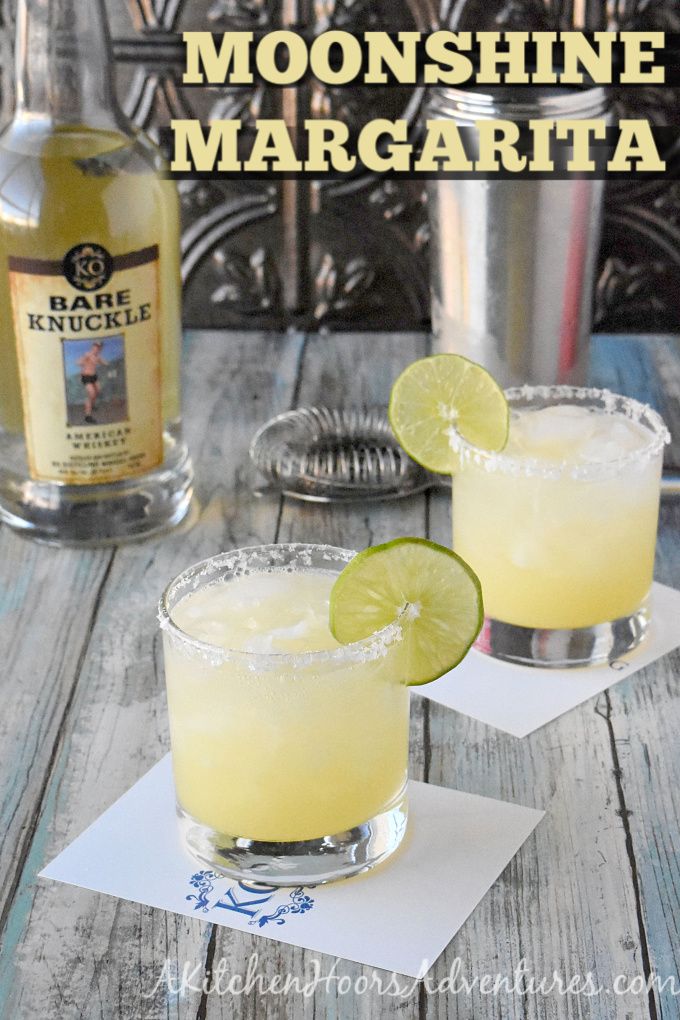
[426,85,609,386]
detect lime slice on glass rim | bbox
[329,537,483,686]
[388,354,509,474]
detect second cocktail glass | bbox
[159,543,409,886]
[450,385,669,667]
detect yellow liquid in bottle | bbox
[0,121,192,541]
[0,123,181,435]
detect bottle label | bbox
[9,243,163,485]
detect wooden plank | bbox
[0,331,305,1019]
[0,534,112,935]
[604,497,680,1020]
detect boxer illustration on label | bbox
[77,340,108,424]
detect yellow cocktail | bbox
[159,544,409,885]
[451,386,669,667]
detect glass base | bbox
[177,785,409,887]
[0,429,194,546]
[475,600,650,668]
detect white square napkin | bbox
[419,582,680,738]
[41,756,543,977]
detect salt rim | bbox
[447,384,671,480]
[158,542,404,672]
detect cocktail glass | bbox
[450,385,669,667]
[159,543,409,885]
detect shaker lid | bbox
[426,83,609,122]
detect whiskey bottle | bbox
[0,0,193,543]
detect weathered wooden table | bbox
[1,331,679,1020]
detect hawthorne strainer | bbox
[249,406,449,502]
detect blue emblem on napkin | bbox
[186,870,315,927]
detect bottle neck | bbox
[14,0,123,130]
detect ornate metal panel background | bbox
[1,0,679,331]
